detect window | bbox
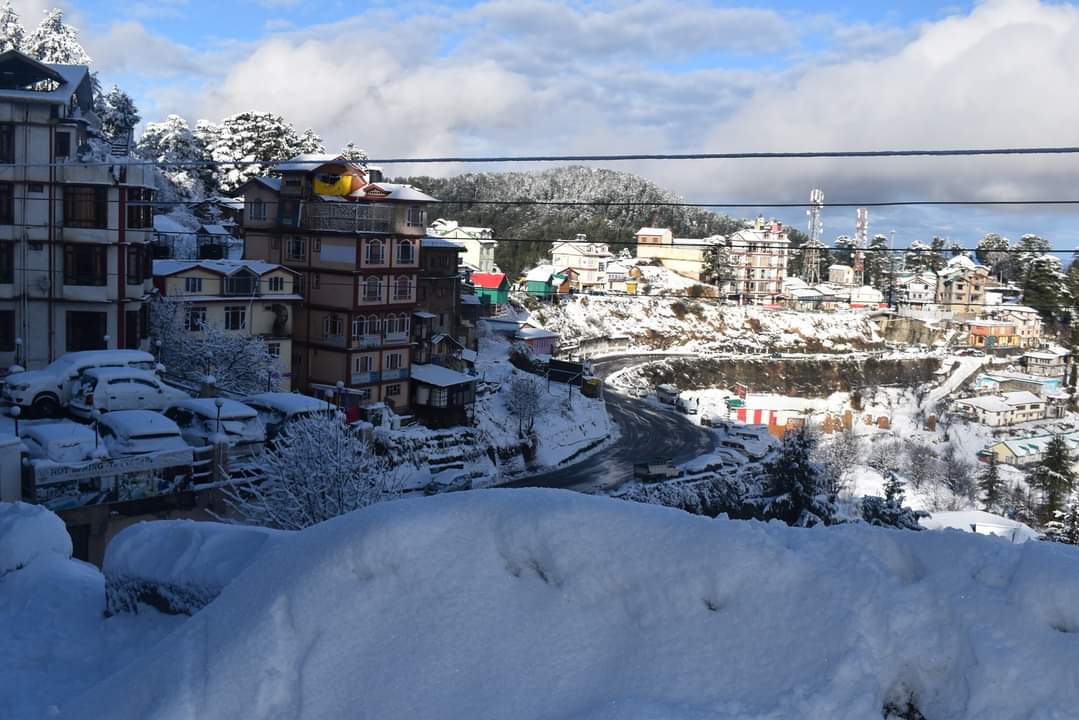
[225,271,257,296]
[55,132,71,158]
[386,314,410,336]
[63,244,106,286]
[365,239,385,265]
[0,309,12,351]
[65,311,107,352]
[64,185,108,229]
[267,342,281,358]
[397,240,415,264]
[126,246,143,284]
[0,124,13,163]
[323,314,344,338]
[406,206,426,227]
[0,182,12,224]
[352,316,366,340]
[248,198,266,222]
[364,276,381,301]
[27,183,43,194]
[385,383,401,397]
[184,305,206,331]
[313,238,321,253]
[125,310,140,349]
[270,236,280,251]
[268,276,285,292]
[295,275,306,297]
[386,352,402,370]
[184,277,203,293]
[0,242,12,283]
[224,306,246,331]
[354,355,372,373]
[126,188,153,229]
[393,275,411,301]
[287,236,306,260]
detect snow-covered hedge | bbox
[104,520,283,616]
[0,502,71,575]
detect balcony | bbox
[382,368,410,381]
[353,334,382,349]
[383,331,410,344]
[303,202,392,234]
[350,370,381,385]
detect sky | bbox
[12,0,1079,254]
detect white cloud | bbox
[82,20,205,78]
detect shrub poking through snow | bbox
[744,426,840,527]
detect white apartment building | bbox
[0,50,156,370]
[955,391,1045,427]
[550,235,612,291]
[427,218,497,272]
[727,220,790,304]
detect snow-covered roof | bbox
[993,432,1079,459]
[242,392,333,415]
[550,241,612,256]
[410,363,476,387]
[828,264,852,272]
[198,196,245,210]
[422,236,465,250]
[22,422,96,444]
[273,154,353,173]
[413,311,436,319]
[0,52,89,105]
[153,214,194,234]
[1024,345,1070,359]
[460,293,481,305]
[357,183,438,203]
[153,259,297,278]
[167,398,258,419]
[198,224,231,236]
[79,367,161,383]
[920,510,1038,543]
[958,391,1042,413]
[516,327,559,339]
[240,176,282,193]
[525,265,569,283]
[98,411,182,438]
[635,227,670,235]
[604,261,631,274]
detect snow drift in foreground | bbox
[68,490,1079,719]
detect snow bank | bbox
[921,510,1039,544]
[69,489,1079,719]
[0,501,71,575]
[104,520,284,615]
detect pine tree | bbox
[200,111,318,192]
[295,127,324,154]
[904,240,932,273]
[976,233,1011,279]
[832,235,854,265]
[979,455,1003,512]
[1023,255,1072,324]
[1014,234,1052,284]
[137,115,211,201]
[745,427,839,527]
[0,1,24,53]
[927,236,947,272]
[99,85,140,144]
[1045,492,1079,545]
[1029,435,1076,524]
[864,234,893,290]
[883,471,905,505]
[340,142,367,163]
[24,9,90,64]
[948,240,968,258]
[1065,254,1079,309]
[702,238,733,290]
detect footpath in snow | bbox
[14,490,1076,720]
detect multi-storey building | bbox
[427,218,497,272]
[727,220,790,304]
[935,255,989,316]
[414,236,468,367]
[240,154,436,411]
[151,259,301,388]
[0,50,157,369]
[550,234,611,291]
[635,227,715,281]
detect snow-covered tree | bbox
[1044,492,1079,545]
[222,413,399,530]
[745,427,840,527]
[99,85,140,144]
[0,2,25,53]
[903,240,932,273]
[24,9,89,64]
[150,297,284,395]
[1029,435,1075,524]
[1014,234,1051,284]
[701,237,733,289]
[940,445,976,501]
[867,438,903,475]
[505,374,545,435]
[295,127,324,154]
[979,455,1004,512]
[341,142,367,163]
[903,439,940,490]
[198,112,318,192]
[864,234,893,289]
[860,494,926,531]
[1023,255,1071,323]
[137,114,210,201]
[883,471,905,505]
[832,235,854,265]
[976,233,1011,279]
[812,427,861,495]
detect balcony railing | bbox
[383,331,410,344]
[350,370,381,385]
[304,202,392,233]
[382,368,410,381]
[353,334,382,349]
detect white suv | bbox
[69,368,189,418]
[4,350,157,417]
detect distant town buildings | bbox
[955,391,1046,427]
[727,220,790,304]
[935,255,990,316]
[550,235,611,291]
[427,218,497,272]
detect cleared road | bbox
[506,355,714,492]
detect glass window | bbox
[0,309,13,351]
[224,306,246,331]
[267,342,280,358]
[0,242,12,283]
[393,276,411,300]
[386,352,401,370]
[184,277,203,293]
[365,239,385,265]
[397,240,415,264]
[364,276,381,301]
[352,316,366,339]
[0,125,13,163]
[55,132,71,158]
[63,244,106,286]
[323,314,343,338]
[406,206,426,227]
[0,183,13,224]
[287,236,306,260]
[268,276,285,292]
[126,246,143,284]
[248,198,266,221]
[184,305,206,331]
[64,186,108,229]
[126,188,153,229]
[385,383,401,396]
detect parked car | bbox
[20,422,99,463]
[97,411,192,458]
[676,394,700,415]
[4,350,157,417]
[633,461,682,481]
[241,392,335,441]
[68,368,189,418]
[656,384,679,404]
[162,399,266,461]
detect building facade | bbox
[0,51,157,370]
[935,255,990,315]
[241,154,437,411]
[427,218,497,272]
[635,227,715,281]
[727,220,790,304]
[152,259,301,388]
[550,235,611,291]
[414,237,468,367]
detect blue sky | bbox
[17,0,1079,254]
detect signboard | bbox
[33,448,193,485]
[735,382,749,399]
[28,448,196,511]
[548,359,585,386]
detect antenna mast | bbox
[803,188,825,284]
[853,207,868,286]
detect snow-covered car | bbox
[20,422,99,463]
[162,399,266,461]
[241,392,335,441]
[68,368,189,418]
[96,411,192,458]
[3,350,157,417]
[633,461,682,481]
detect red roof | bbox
[472,272,507,289]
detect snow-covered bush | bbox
[0,502,71,575]
[745,427,841,527]
[222,413,399,530]
[505,374,545,435]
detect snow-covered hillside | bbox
[47,490,1079,720]
[529,296,884,353]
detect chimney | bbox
[576,233,587,243]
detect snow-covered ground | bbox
[10,490,1076,719]
[526,296,884,353]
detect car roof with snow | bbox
[22,422,96,444]
[166,398,258,419]
[78,367,162,382]
[242,393,333,414]
[46,349,156,369]
[98,411,182,437]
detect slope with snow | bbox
[66,490,1079,720]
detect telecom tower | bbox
[853,207,868,286]
[803,188,825,284]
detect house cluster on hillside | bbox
[954,345,1072,430]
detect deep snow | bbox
[41,490,1079,720]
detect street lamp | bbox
[90,409,101,450]
[14,337,21,367]
[9,405,20,436]
[214,397,224,436]
[335,380,344,411]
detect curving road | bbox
[506,355,714,493]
